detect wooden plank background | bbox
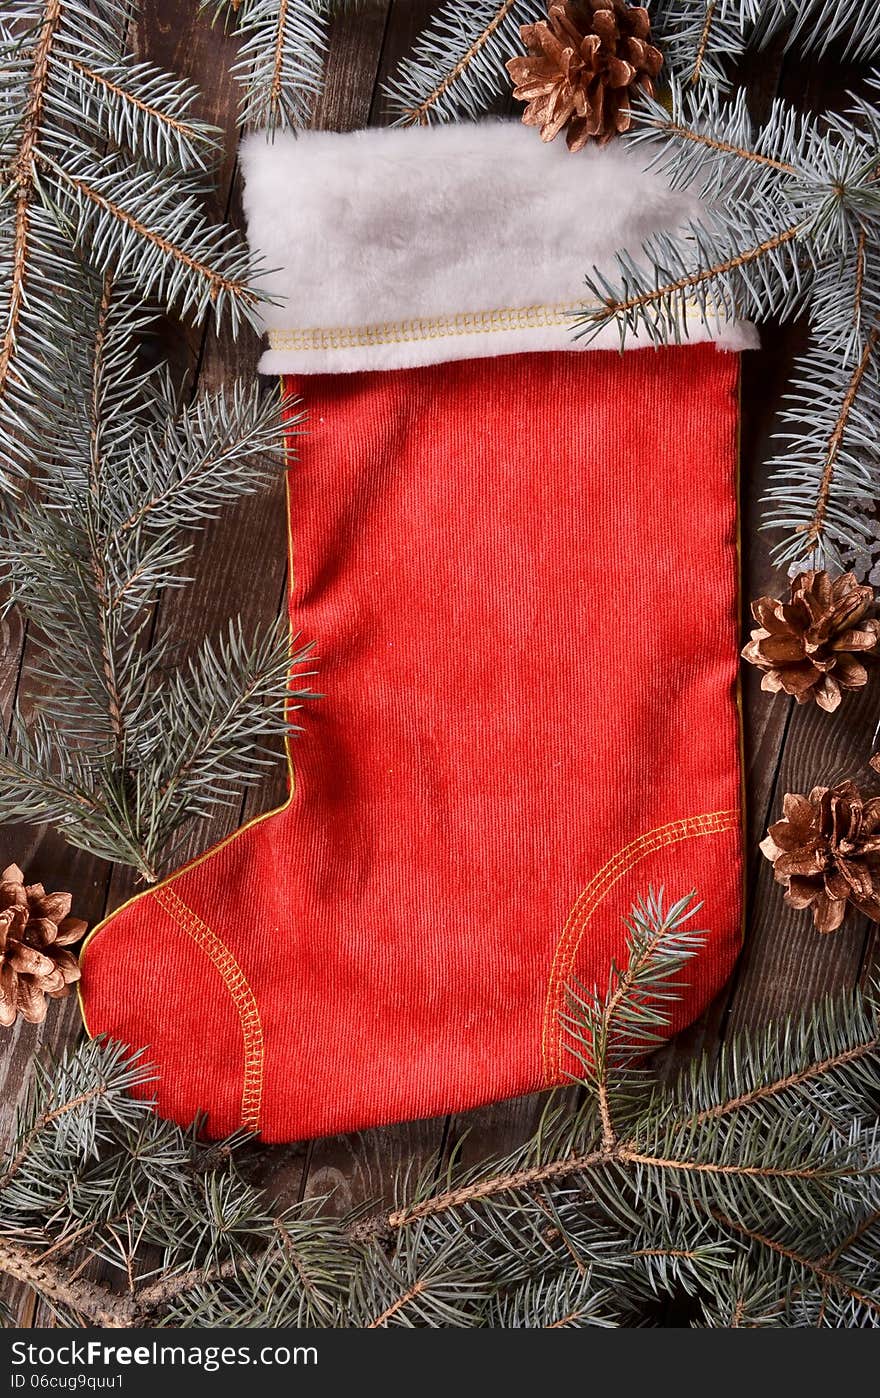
[2,0,878,1325]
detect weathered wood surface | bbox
[1,1,877,1325]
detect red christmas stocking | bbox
[80,123,752,1142]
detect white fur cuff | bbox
[239,121,757,376]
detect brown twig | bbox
[650,119,797,174]
[386,1140,848,1231]
[689,1036,880,1124]
[618,1149,847,1180]
[367,1280,425,1329]
[594,920,672,1150]
[690,1,717,85]
[800,325,880,548]
[0,0,63,405]
[387,1017,880,1231]
[0,1235,239,1327]
[269,0,290,117]
[62,57,204,142]
[135,1258,239,1313]
[386,1149,607,1229]
[401,0,518,127]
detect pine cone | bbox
[761,782,880,933]
[0,865,86,1026]
[742,570,879,712]
[506,1,662,151]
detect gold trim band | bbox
[267,302,585,352]
[267,300,729,355]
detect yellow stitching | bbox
[542,810,738,1079]
[543,810,736,1077]
[267,300,728,353]
[268,304,579,351]
[153,885,264,1131]
[541,810,739,1082]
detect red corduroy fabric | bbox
[80,346,743,1143]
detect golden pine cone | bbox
[761,782,880,934]
[742,570,878,712]
[0,865,86,1027]
[506,1,662,151]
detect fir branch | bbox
[2,907,879,1327]
[0,1237,133,1328]
[214,0,330,132]
[384,1138,856,1232]
[789,323,878,551]
[0,1086,110,1194]
[142,618,318,834]
[384,0,545,127]
[0,0,265,458]
[0,1238,241,1327]
[650,0,752,90]
[582,78,880,565]
[711,1213,880,1319]
[690,1035,880,1124]
[0,0,62,416]
[39,148,261,322]
[762,304,880,570]
[579,220,803,336]
[0,268,312,875]
[651,0,880,84]
[634,116,797,177]
[2,1039,156,1193]
[394,0,519,127]
[691,1,717,85]
[55,56,218,168]
[385,925,880,1234]
[565,892,705,1150]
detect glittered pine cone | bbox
[760,782,880,933]
[742,570,879,712]
[0,865,86,1026]
[506,1,663,151]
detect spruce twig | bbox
[2,897,877,1327]
[0,0,63,411]
[396,0,519,127]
